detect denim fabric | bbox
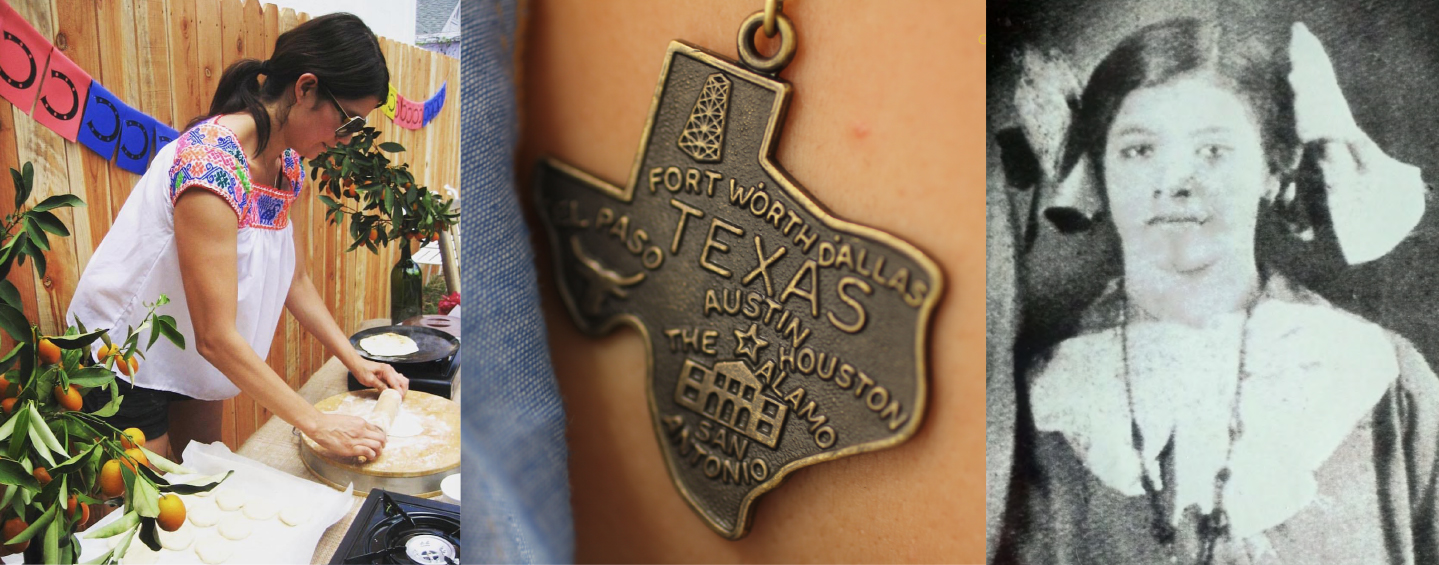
[460,1,576,563]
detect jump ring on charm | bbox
[763,0,784,37]
[738,11,797,74]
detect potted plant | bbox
[309,127,460,324]
[0,163,226,564]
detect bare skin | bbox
[519,0,979,561]
[165,73,408,461]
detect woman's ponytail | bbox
[193,58,275,153]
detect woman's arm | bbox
[173,188,387,458]
[284,226,408,393]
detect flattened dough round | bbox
[218,515,252,540]
[159,526,194,551]
[388,411,424,438]
[279,504,311,527]
[242,498,279,521]
[195,537,235,564]
[189,502,222,527]
[215,490,247,512]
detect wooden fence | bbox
[0,0,460,449]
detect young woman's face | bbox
[285,75,381,160]
[1103,75,1276,275]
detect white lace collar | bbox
[1030,275,1399,539]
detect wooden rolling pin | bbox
[367,388,403,433]
[357,388,403,463]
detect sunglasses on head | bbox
[320,84,367,137]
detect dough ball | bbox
[120,539,159,565]
[121,547,159,565]
[195,536,235,564]
[218,515,252,540]
[159,526,194,551]
[279,505,311,527]
[242,498,279,521]
[189,502,222,527]
[215,489,248,512]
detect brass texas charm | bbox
[534,40,943,539]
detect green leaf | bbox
[11,168,26,209]
[48,443,94,476]
[151,317,184,350]
[378,142,406,153]
[21,238,46,279]
[0,341,22,373]
[138,516,161,552]
[27,210,69,237]
[43,513,59,565]
[4,500,55,546]
[83,510,138,539]
[318,195,339,211]
[0,279,19,309]
[0,303,31,343]
[22,162,34,197]
[29,194,83,212]
[161,470,232,495]
[7,408,26,460]
[27,416,58,468]
[44,327,106,349]
[92,380,122,418]
[0,457,40,491]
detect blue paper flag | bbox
[75,82,123,161]
[115,104,155,174]
[153,121,180,157]
[422,82,446,126]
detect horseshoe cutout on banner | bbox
[0,3,53,114]
[115,104,154,174]
[153,122,179,156]
[77,82,122,159]
[34,48,91,141]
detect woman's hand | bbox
[306,413,388,459]
[349,357,409,395]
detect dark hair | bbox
[1061,18,1300,202]
[189,13,390,154]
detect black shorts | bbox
[80,378,195,440]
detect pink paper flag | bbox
[33,47,91,141]
[393,95,424,130]
[0,3,54,114]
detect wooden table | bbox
[236,318,462,564]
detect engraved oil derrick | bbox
[675,358,787,448]
[676,73,732,163]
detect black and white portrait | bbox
[988,1,1439,563]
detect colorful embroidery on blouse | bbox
[168,120,305,230]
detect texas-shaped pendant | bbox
[533,10,944,539]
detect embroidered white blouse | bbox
[67,117,305,400]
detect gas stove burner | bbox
[334,490,461,565]
[404,535,458,565]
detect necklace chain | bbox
[1118,282,1255,565]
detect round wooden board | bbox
[301,389,460,477]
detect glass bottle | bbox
[390,242,424,324]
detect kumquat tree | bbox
[0,163,230,564]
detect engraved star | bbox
[733,322,769,364]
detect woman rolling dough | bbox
[68,13,408,462]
